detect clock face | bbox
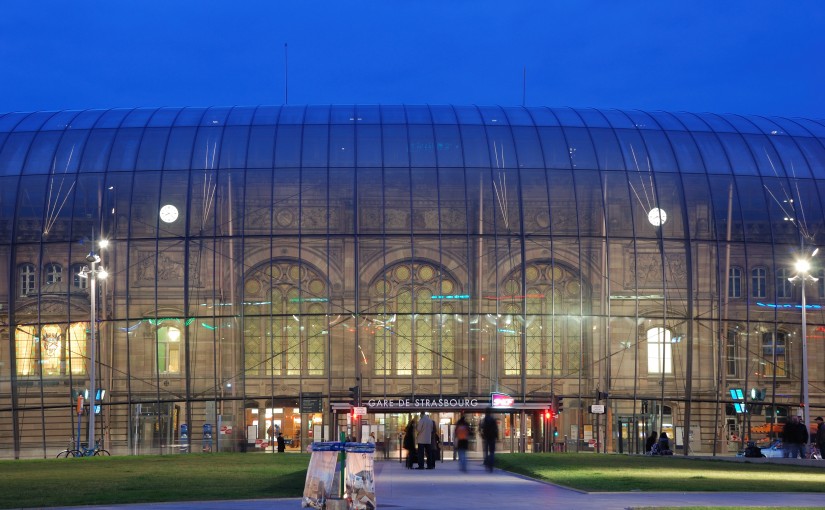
[647,207,667,226]
[159,204,179,223]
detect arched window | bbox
[647,327,672,374]
[15,322,87,376]
[19,263,35,296]
[242,261,327,377]
[501,262,584,377]
[370,262,459,377]
[728,267,741,298]
[751,267,766,298]
[44,263,62,284]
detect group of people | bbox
[780,414,825,458]
[645,431,673,456]
[402,407,499,472]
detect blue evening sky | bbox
[1,1,823,118]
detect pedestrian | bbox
[367,432,376,445]
[480,407,498,472]
[782,415,808,458]
[414,411,434,469]
[815,417,825,458]
[277,432,286,453]
[645,431,657,454]
[428,429,441,469]
[267,424,275,444]
[454,413,471,472]
[656,432,673,455]
[403,419,416,468]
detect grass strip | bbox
[0,453,309,509]
[495,453,825,492]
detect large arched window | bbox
[15,322,87,376]
[242,261,327,377]
[370,262,459,377]
[157,326,181,375]
[501,262,584,377]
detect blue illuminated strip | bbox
[756,302,822,310]
[431,294,470,300]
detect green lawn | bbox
[0,453,310,509]
[496,453,825,493]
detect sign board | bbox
[491,392,515,408]
[353,406,367,416]
[589,404,605,414]
[301,397,323,413]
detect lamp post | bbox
[78,239,108,451]
[789,248,818,450]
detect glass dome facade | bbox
[1,105,824,458]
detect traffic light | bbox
[544,408,552,421]
[348,385,360,407]
[556,396,564,414]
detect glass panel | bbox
[408,125,435,167]
[429,105,458,124]
[692,132,731,174]
[382,124,409,168]
[459,125,489,168]
[432,125,463,167]
[588,128,624,171]
[306,105,331,124]
[79,129,116,172]
[575,108,611,128]
[302,125,329,167]
[22,131,62,175]
[510,126,544,168]
[723,130,764,174]
[274,124,302,167]
[135,128,171,170]
[163,127,197,170]
[329,123,355,167]
[247,125,276,169]
[563,127,598,170]
[641,130,678,172]
[219,125,249,169]
[357,124,382,167]
[665,131,705,174]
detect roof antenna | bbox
[284,43,289,105]
[522,66,526,106]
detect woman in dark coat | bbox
[645,431,657,454]
[403,419,416,468]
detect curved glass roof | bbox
[0,105,823,178]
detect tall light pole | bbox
[78,239,108,451]
[790,247,818,450]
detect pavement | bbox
[52,456,825,510]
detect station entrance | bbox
[330,402,552,459]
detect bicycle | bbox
[807,445,822,460]
[57,439,110,458]
[55,438,77,458]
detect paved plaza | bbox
[53,456,825,510]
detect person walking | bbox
[782,415,808,458]
[414,411,434,469]
[454,413,471,472]
[403,419,416,468]
[815,417,825,458]
[480,407,498,472]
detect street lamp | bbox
[789,247,818,450]
[77,239,108,451]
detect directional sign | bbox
[353,406,368,416]
[589,404,605,414]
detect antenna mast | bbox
[284,43,289,105]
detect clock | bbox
[159,204,179,223]
[647,207,667,226]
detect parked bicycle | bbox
[55,438,110,458]
[55,438,77,458]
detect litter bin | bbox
[344,442,376,510]
[302,442,344,509]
